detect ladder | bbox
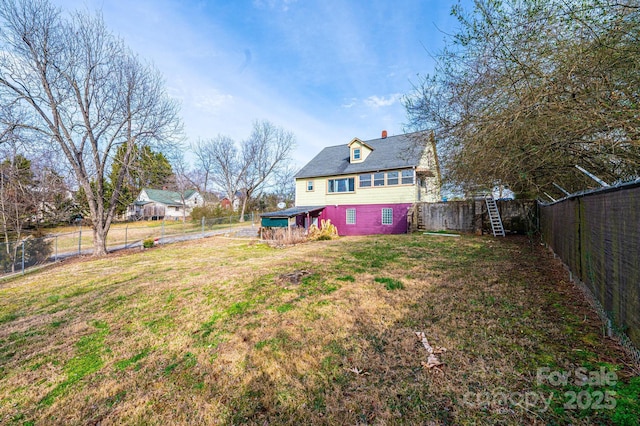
[485,195,505,237]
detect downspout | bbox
[415,166,420,201]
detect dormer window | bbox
[348,138,373,163]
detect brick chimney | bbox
[381,130,388,139]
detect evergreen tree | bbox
[109,145,173,215]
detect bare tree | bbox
[272,164,298,207]
[405,0,640,197]
[33,165,73,225]
[0,147,36,271]
[0,0,181,255]
[166,149,195,223]
[239,121,295,219]
[194,135,245,212]
[191,122,294,218]
[191,138,215,200]
[0,102,23,146]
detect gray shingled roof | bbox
[294,132,428,179]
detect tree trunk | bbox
[239,196,248,222]
[92,225,109,257]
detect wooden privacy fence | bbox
[539,180,640,359]
[408,199,536,235]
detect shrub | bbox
[0,236,53,273]
[191,205,228,221]
[143,238,155,249]
[261,227,307,247]
[308,219,339,240]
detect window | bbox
[353,148,361,160]
[346,208,356,224]
[359,174,371,188]
[401,170,414,184]
[307,180,314,191]
[374,172,385,187]
[328,177,355,193]
[382,208,393,225]
[387,171,399,185]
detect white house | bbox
[126,188,203,220]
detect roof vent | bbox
[381,130,388,139]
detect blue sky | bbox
[56,0,469,168]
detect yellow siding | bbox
[296,176,419,206]
[417,139,442,202]
[296,136,442,206]
[418,176,441,202]
[348,139,372,163]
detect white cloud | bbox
[341,98,357,109]
[193,91,234,115]
[364,93,403,108]
[51,0,459,168]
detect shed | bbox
[260,206,325,228]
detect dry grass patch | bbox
[0,234,638,425]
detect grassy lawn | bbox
[0,234,638,425]
[44,219,256,255]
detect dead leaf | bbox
[415,331,447,371]
[348,367,370,375]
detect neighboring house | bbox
[220,197,233,210]
[126,188,203,221]
[261,131,441,236]
[219,192,242,210]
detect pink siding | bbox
[319,204,412,236]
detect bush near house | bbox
[190,205,229,221]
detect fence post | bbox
[251,212,254,227]
[78,227,82,255]
[21,240,25,275]
[54,235,58,262]
[229,215,232,233]
[201,216,205,238]
[125,225,128,248]
[161,221,165,244]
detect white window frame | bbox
[401,170,414,185]
[359,174,372,188]
[346,208,356,225]
[373,172,385,187]
[353,148,361,161]
[307,180,314,191]
[387,171,399,185]
[382,208,393,225]
[328,177,355,193]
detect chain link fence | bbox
[0,213,258,278]
[539,180,640,366]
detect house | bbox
[261,131,441,236]
[219,191,242,210]
[126,188,203,221]
[220,197,233,210]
